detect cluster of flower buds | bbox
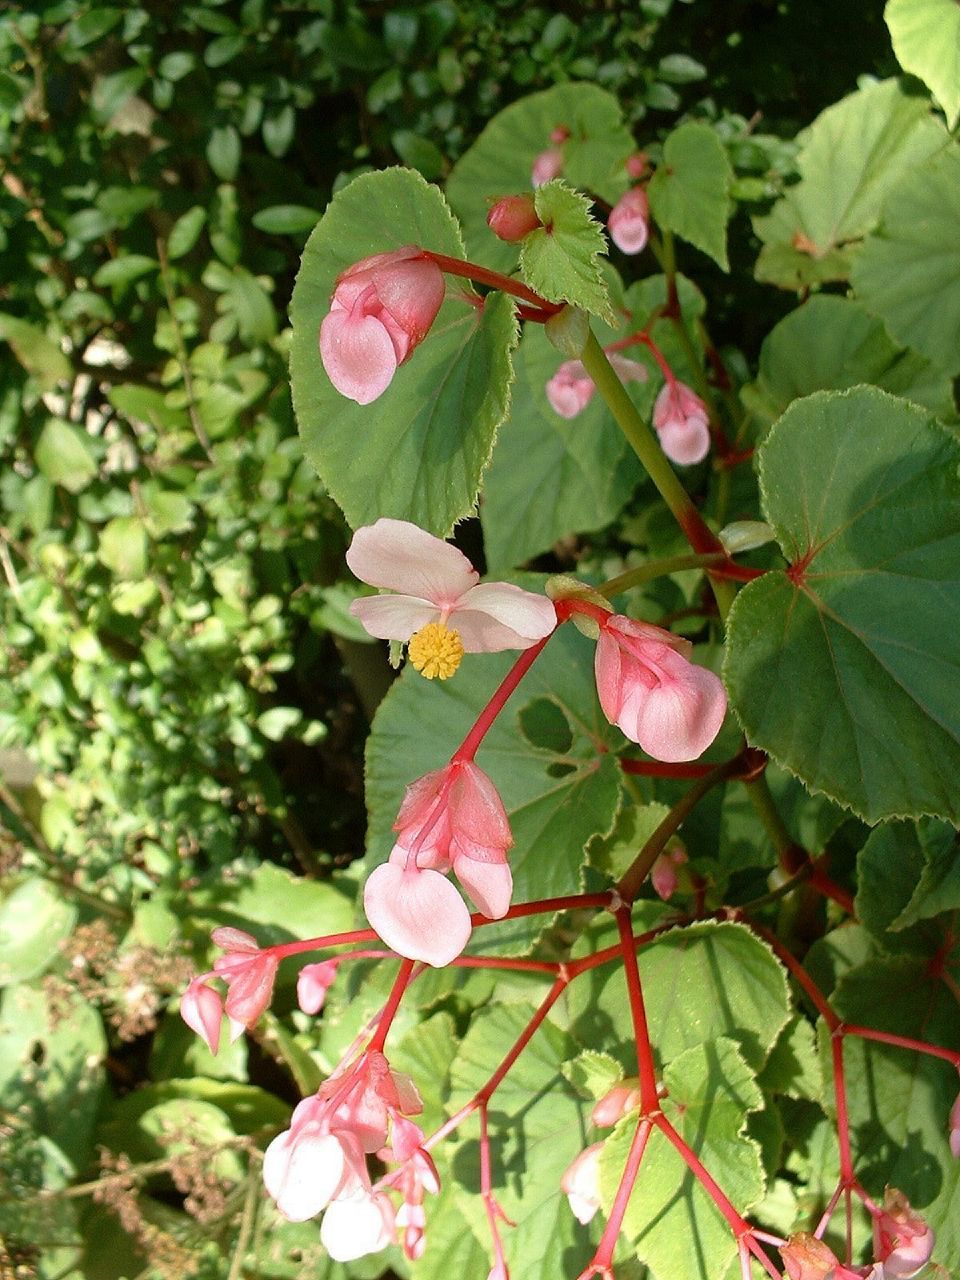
[180,926,279,1053]
[545,352,647,418]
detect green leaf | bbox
[392,129,445,179]
[263,104,296,157]
[648,122,733,270]
[446,82,635,270]
[520,180,612,320]
[35,419,98,492]
[365,625,623,954]
[92,254,158,288]
[167,205,206,259]
[252,205,322,235]
[725,387,960,823]
[0,879,77,985]
[447,1003,594,1278]
[98,516,149,579]
[0,313,72,390]
[851,144,960,375]
[256,706,302,741]
[193,862,355,947]
[756,1015,823,1102]
[291,167,518,535]
[140,483,194,536]
[886,0,960,127]
[599,1040,764,1280]
[207,124,241,180]
[753,79,946,290]
[742,295,955,431]
[858,819,960,933]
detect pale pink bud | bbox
[650,843,688,900]
[626,152,649,179]
[487,194,541,242]
[594,614,726,762]
[591,1081,641,1127]
[653,380,711,466]
[546,353,647,419]
[949,1088,960,1158]
[608,187,650,255]
[549,124,571,144]
[319,247,445,404]
[878,1188,935,1278]
[532,148,564,187]
[396,1201,428,1260]
[180,977,224,1055]
[779,1233,842,1280]
[297,960,339,1014]
[487,1264,510,1280]
[561,1142,603,1225]
[212,928,279,1033]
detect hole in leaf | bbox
[547,762,576,779]
[519,697,573,754]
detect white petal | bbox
[263,1129,347,1222]
[321,1192,395,1262]
[346,518,478,604]
[452,582,556,651]
[349,594,438,640]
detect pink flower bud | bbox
[878,1188,935,1278]
[487,193,542,242]
[532,148,564,187]
[594,614,726,762]
[591,1081,641,1127]
[652,380,711,466]
[319,247,445,404]
[180,977,224,1055]
[297,960,339,1014]
[545,353,647,419]
[549,124,571,144]
[561,1142,603,1225]
[212,927,279,1033]
[650,843,688,900]
[949,1088,960,1158]
[626,152,649,179]
[608,187,650,255]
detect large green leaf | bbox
[446,1002,593,1278]
[365,624,623,954]
[857,818,960,933]
[599,1039,765,1280]
[851,144,960,375]
[725,387,960,823]
[886,0,960,128]
[290,167,518,536]
[647,122,733,271]
[742,295,955,431]
[446,83,635,271]
[753,79,946,289]
[0,878,77,985]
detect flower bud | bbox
[487,194,541,242]
[532,148,564,187]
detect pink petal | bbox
[346,518,479,604]
[211,926,259,953]
[371,257,445,346]
[363,856,472,966]
[319,309,398,405]
[454,856,513,919]
[607,353,648,385]
[545,361,594,418]
[297,961,339,1014]
[657,416,711,465]
[180,978,223,1055]
[625,648,726,762]
[532,148,564,186]
[349,593,439,640]
[452,582,557,651]
[222,954,279,1027]
[608,187,650,255]
[320,1191,396,1262]
[263,1128,349,1222]
[560,1143,603,1225]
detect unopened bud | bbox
[626,152,649,179]
[550,124,571,144]
[487,194,542,243]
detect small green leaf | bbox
[92,254,158,287]
[252,205,322,234]
[35,419,98,492]
[0,314,72,390]
[207,124,241,180]
[167,205,206,259]
[263,104,296,158]
[520,180,612,321]
[0,879,78,984]
[391,130,445,179]
[256,706,303,741]
[886,0,960,128]
[99,516,149,579]
[725,387,960,823]
[648,122,733,270]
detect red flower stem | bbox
[587,1116,652,1275]
[453,632,555,762]
[615,908,661,1112]
[750,923,840,1028]
[808,865,856,915]
[471,890,614,928]
[451,954,561,975]
[831,1034,856,1184]
[479,1104,512,1272]
[422,249,563,313]
[620,759,716,778]
[368,957,415,1052]
[270,927,381,960]
[572,921,681,977]
[841,1023,960,1067]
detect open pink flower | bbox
[347,518,557,679]
[532,148,564,186]
[608,187,650,255]
[546,353,648,419]
[319,247,444,405]
[595,615,726,762]
[878,1188,935,1278]
[561,1142,603,1224]
[364,759,514,965]
[653,380,711,465]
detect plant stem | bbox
[423,250,562,313]
[599,553,726,597]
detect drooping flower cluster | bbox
[545,352,647,419]
[652,379,711,466]
[180,926,279,1053]
[347,518,557,680]
[319,247,445,405]
[263,1051,429,1261]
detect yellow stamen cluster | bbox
[408,621,465,680]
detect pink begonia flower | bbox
[321,1189,396,1262]
[319,247,445,405]
[487,193,541,242]
[347,518,557,680]
[595,614,727,762]
[180,977,225,1055]
[297,960,339,1015]
[608,186,651,255]
[878,1189,935,1278]
[365,759,515,965]
[561,1142,604,1225]
[949,1088,960,1158]
[532,148,564,186]
[546,353,648,419]
[211,926,280,1032]
[591,1081,641,1128]
[650,842,688,900]
[652,380,711,466]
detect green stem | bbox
[745,772,806,876]
[599,553,726,598]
